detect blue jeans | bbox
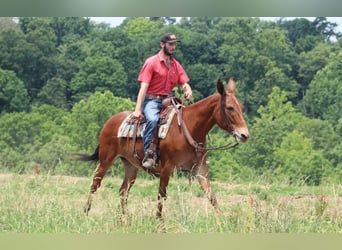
[142,98,162,155]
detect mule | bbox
[77,78,249,219]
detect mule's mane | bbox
[181,93,222,141]
[187,92,221,109]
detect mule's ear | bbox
[227,77,236,94]
[217,79,225,95]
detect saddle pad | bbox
[118,106,177,139]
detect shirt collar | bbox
[158,51,174,63]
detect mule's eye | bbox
[227,107,234,112]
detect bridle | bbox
[220,93,235,134]
[179,94,239,153]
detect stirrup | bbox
[142,151,156,169]
[142,158,155,169]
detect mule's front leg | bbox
[196,163,222,214]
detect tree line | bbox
[0,17,341,185]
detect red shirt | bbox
[138,51,190,95]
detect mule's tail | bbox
[74,145,99,163]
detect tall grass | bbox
[0,173,341,233]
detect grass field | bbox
[0,172,341,233]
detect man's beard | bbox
[163,46,173,56]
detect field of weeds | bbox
[0,173,341,233]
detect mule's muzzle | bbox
[232,128,249,144]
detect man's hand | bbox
[183,83,192,101]
[132,110,143,119]
[184,90,192,101]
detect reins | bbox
[204,136,239,151]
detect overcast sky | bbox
[90,17,342,33]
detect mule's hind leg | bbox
[85,150,116,215]
[156,165,174,219]
[119,158,138,214]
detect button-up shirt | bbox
[138,51,189,96]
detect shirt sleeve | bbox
[138,60,154,84]
[176,62,190,85]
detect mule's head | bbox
[216,78,249,143]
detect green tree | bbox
[87,38,117,58]
[0,140,25,173]
[278,18,318,46]
[49,17,92,46]
[251,62,299,112]
[28,134,79,175]
[179,17,221,33]
[312,17,339,41]
[24,18,57,55]
[238,87,305,178]
[296,43,337,104]
[296,118,339,166]
[0,17,19,32]
[0,105,68,173]
[70,56,128,102]
[278,17,339,53]
[149,17,176,25]
[273,130,332,185]
[304,51,342,124]
[123,17,161,41]
[67,91,135,152]
[36,77,68,109]
[174,25,219,65]
[2,18,59,100]
[186,63,221,99]
[217,17,296,116]
[0,29,30,79]
[0,68,30,113]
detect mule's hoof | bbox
[215,207,223,215]
[84,205,91,215]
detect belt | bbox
[145,94,168,100]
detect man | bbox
[132,32,192,169]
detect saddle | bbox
[118,96,184,161]
[118,96,183,139]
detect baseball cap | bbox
[160,32,180,43]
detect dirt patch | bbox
[0,173,14,180]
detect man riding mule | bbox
[132,32,192,169]
[77,75,249,219]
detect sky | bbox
[90,17,342,33]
